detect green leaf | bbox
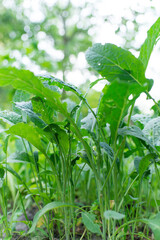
[89,78,107,89]
[86,43,153,141]
[0,168,5,178]
[6,123,46,154]
[98,80,136,141]
[81,110,96,131]
[138,154,154,179]
[134,153,156,179]
[118,126,156,151]
[82,212,101,234]
[0,67,93,163]
[31,97,55,124]
[40,75,84,99]
[44,124,69,156]
[15,101,46,128]
[139,17,160,71]
[0,110,22,125]
[28,202,78,234]
[143,117,160,146]
[100,142,114,159]
[131,114,151,126]
[7,152,32,164]
[2,164,22,181]
[0,67,45,97]
[104,210,125,220]
[41,75,94,116]
[143,213,160,240]
[86,43,150,89]
[0,67,64,114]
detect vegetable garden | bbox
[0,16,160,240]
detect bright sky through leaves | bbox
[2,0,160,113]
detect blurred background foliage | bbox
[0,0,157,109]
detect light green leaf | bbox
[134,153,156,179]
[131,114,151,126]
[0,67,94,163]
[82,212,101,234]
[6,123,46,154]
[118,126,156,151]
[143,117,160,146]
[86,43,151,89]
[31,97,54,124]
[0,67,64,114]
[15,101,46,128]
[139,17,160,71]
[143,213,160,240]
[7,152,32,164]
[44,124,69,156]
[40,75,84,100]
[104,210,125,220]
[28,202,78,234]
[100,142,114,159]
[0,68,44,96]
[86,43,153,141]
[89,78,107,89]
[81,110,96,131]
[0,110,22,125]
[98,80,136,141]
[138,154,154,179]
[2,164,22,181]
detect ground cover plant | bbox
[0,17,160,240]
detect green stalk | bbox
[102,139,126,191]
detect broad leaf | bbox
[118,126,156,151]
[15,101,46,128]
[0,67,94,162]
[138,154,154,179]
[44,124,69,156]
[139,17,160,71]
[0,68,44,97]
[0,68,65,114]
[31,97,54,124]
[0,111,22,125]
[143,117,160,146]
[6,123,46,154]
[131,114,151,126]
[104,210,125,220]
[81,110,96,131]
[98,80,136,141]
[86,43,153,141]
[134,153,156,179]
[143,213,160,240]
[82,212,101,234]
[86,43,151,89]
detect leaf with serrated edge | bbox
[86,43,151,89]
